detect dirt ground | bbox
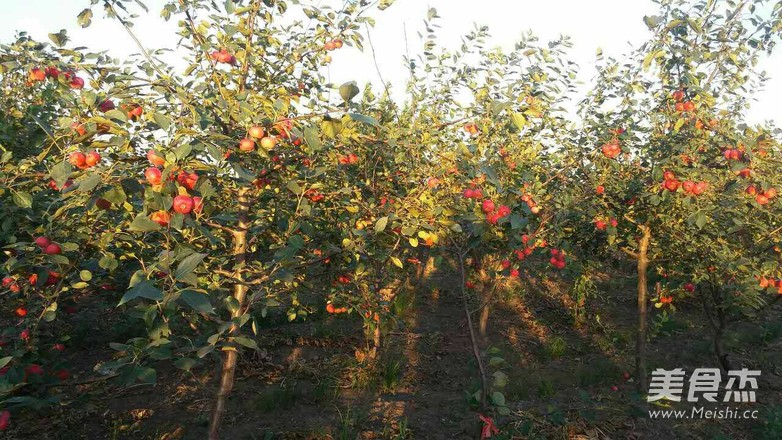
[4,258,782,439]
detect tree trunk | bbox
[209,188,250,440]
[635,225,651,394]
[707,282,732,373]
[369,323,381,360]
[478,294,490,345]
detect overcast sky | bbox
[1,0,779,127]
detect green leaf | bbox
[130,213,161,232]
[134,366,157,384]
[696,211,708,229]
[99,255,119,271]
[348,113,379,126]
[48,30,68,47]
[224,0,235,13]
[339,81,360,102]
[643,15,662,29]
[511,112,527,130]
[174,358,198,371]
[78,173,102,193]
[0,356,13,369]
[50,161,72,188]
[493,371,508,388]
[391,256,403,268]
[174,143,193,160]
[224,297,240,314]
[153,112,172,131]
[118,280,163,306]
[12,191,32,208]
[79,270,92,281]
[673,118,685,132]
[321,118,343,138]
[103,187,126,205]
[378,0,395,10]
[374,216,389,233]
[77,8,93,28]
[233,336,259,350]
[105,109,127,123]
[179,289,214,314]
[491,391,506,406]
[175,253,206,280]
[286,181,303,195]
[303,127,321,151]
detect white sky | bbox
[1,0,779,126]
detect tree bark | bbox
[209,188,250,440]
[635,224,651,393]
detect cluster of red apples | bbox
[144,150,203,225]
[28,66,84,89]
[660,170,707,195]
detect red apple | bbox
[128,105,143,119]
[596,185,605,195]
[172,195,195,214]
[98,100,115,112]
[177,171,198,190]
[43,243,62,255]
[482,199,495,214]
[34,236,50,248]
[147,150,166,166]
[239,138,255,152]
[248,126,265,138]
[15,307,27,317]
[69,76,85,89]
[145,167,163,185]
[69,151,86,168]
[150,210,171,226]
[260,136,278,150]
[85,151,101,167]
[29,68,46,82]
[0,410,9,431]
[95,198,111,210]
